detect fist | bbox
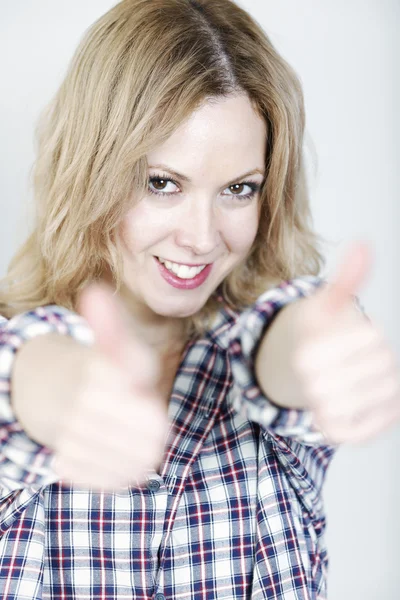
[53,282,169,491]
[292,242,400,445]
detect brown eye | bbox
[148,177,179,195]
[152,179,168,190]
[230,184,245,194]
[223,182,258,200]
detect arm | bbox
[12,333,92,449]
[254,297,308,410]
[226,275,368,446]
[0,306,93,492]
[254,290,369,410]
[226,276,328,445]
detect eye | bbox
[148,176,180,195]
[147,175,261,200]
[222,182,260,200]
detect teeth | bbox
[157,257,206,279]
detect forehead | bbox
[147,94,267,179]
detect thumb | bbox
[305,241,373,328]
[77,281,159,389]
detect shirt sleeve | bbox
[226,275,367,446]
[0,306,93,494]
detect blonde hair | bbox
[0,0,326,340]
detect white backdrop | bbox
[0,2,399,598]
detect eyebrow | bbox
[148,164,265,186]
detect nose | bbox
[174,196,221,257]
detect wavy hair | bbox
[0,0,326,340]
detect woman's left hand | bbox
[292,242,400,445]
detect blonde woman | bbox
[0,0,399,598]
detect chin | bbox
[150,296,209,319]
[153,305,201,319]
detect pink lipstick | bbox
[154,257,213,290]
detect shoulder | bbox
[0,304,94,346]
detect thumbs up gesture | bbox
[53,282,169,491]
[292,242,400,445]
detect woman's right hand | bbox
[53,282,168,491]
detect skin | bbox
[52,99,400,490]
[53,94,269,488]
[289,249,400,444]
[116,93,266,351]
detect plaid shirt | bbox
[0,276,343,600]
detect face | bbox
[118,93,267,321]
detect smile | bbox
[156,257,207,279]
[154,257,213,290]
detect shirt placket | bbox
[152,401,226,597]
[144,473,169,581]
[147,339,228,599]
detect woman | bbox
[0,0,399,598]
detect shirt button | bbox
[155,594,165,600]
[147,479,161,492]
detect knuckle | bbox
[379,349,395,371]
[372,343,397,370]
[360,323,380,348]
[385,375,400,397]
[323,426,350,445]
[315,423,340,445]
[371,324,387,346]
[387,349,400,371]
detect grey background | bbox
[0,1,399,598]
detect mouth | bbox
[155,256,209,277]
[154,256,213,289]
[155,256,210,268]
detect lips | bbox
[154,256,213,290]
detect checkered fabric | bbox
[0,276,352,599]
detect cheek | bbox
[119,204,167,253]
[224,208,259,253]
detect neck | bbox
[99,266,188,353]
[118,283,187,354]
